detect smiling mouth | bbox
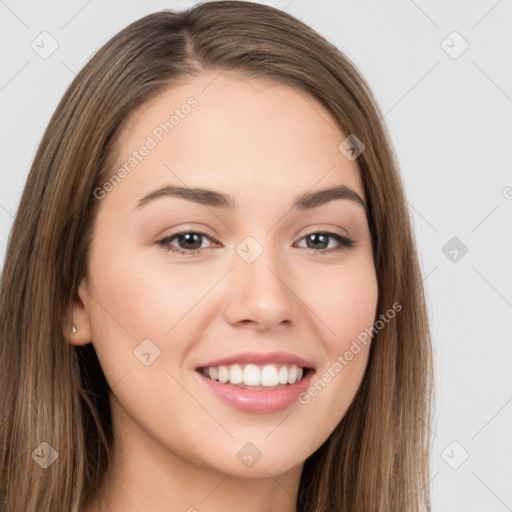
[196,363,313,390]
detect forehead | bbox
[106,72,366,208]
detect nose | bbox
[222,245,296,331]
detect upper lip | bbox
[196,351,315,370]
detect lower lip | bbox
[195,369,315,414]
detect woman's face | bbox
[71,72,378,478]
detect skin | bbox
[67,71,378,512]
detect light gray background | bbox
[1,1,511,510]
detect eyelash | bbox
[156,228,355,257]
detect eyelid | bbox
[299,224,351,239]
[157,224,219,243]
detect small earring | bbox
[71,324,79,334]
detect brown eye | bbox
[296,232,355,253]
[157,231,217,256]
[171,233,204,250]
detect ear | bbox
[63,279,93,346]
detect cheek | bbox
[85,240,223,383]
[87,239,214,335]
[292,256,377,441]
[302,254,379,348]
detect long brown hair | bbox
[0,2,434,510]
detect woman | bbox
[0,2,434,511]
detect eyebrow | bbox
[134,184,367,212]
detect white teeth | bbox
[218,365,229,383]
[209,367,219,380]
[243,364,260,386]
[261,365,279,386]
[229,364,243,384]
[201,363,306,387]
[287,365,298,384]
